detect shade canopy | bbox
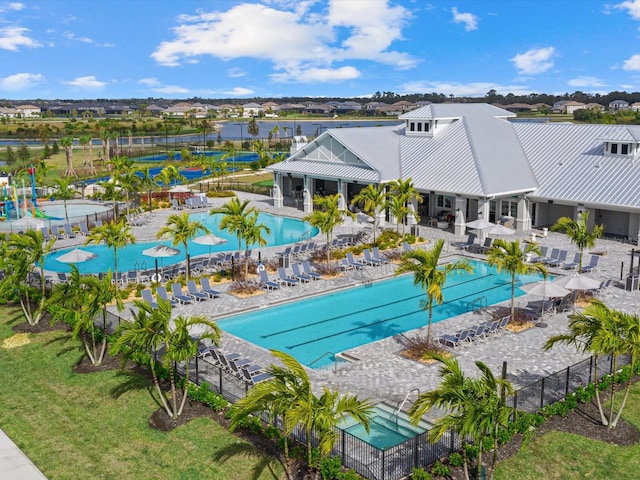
[193,234,228,246]
[485,223,515,236]
[56,248,97,264]
[465,219,494,230]
[553,274,601,291]
[12,216,46,230]
[142,244,181,258]
[521,280,570,298]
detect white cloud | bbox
[0,26,41,51]
[222,87,254,96]
[138,77,188,94]
[151,0,416,83]
[139,77,161,87]
[8,3,25,11]
[227,68,245,78]
[451,7,478,31]
[623,54,640,70]
[271,65,360,83]
[400,80,535,97]
[63,32,93,44]
[614,0,640,19]
[63,76,106,89]
[567,76,607,87]
[510,47,555,74]
[0,72,43,91]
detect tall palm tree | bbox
[486,239,547,322]
[156,164,186,192]
[240,210,271,279]
[0,230,55,325]
[85,219,135,297]
[229,350,372,472]
[388,178,423,235]
[156,212,210,280]
[551,211,604,273]
[52,177,75,223]
[221,142,237,180]
[111,299,221,418]
[409,352,514,480]
[136,165,158,212]
[79,134,96,175]
[545,299,640,429]
[350,183,387,244]
[304,193,354,265]
[60,136,77,178]
[396,239,473,347]
[384,194,411,237]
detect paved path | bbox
[0,429,47,479]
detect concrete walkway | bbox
[0,429,47,479]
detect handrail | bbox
[354,267,373,285]
[392,388,420,427]
[308,351,340,373]
[466,295,487,312]
[298,229,313,241]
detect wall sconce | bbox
[354,180,358,184]
[548,199,554,204]
[287,173,292,178]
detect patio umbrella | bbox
[56,248,97,264]
[521,280,571,322]
[193,233,228,258]
[168,185,191,193]
[553,273,601,291]
[12,216,46,231]
[465,219,494,230]
[485,223,515,237]
[142,244,180,282]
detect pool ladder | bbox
[354,267,373,287]
[133,259,148,271]
[392,388,420,428]
[308,351,340,373]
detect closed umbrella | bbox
[143,244,180,282]
[193,233,228,258]
[465,219,494,230]
[56,248,97,264]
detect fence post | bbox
[341,429,345,465]
[512,391,518,415]
[195,356,199,383]
[218,367,223,394]
[565,366,570,397]
[589,356,594,383]
[540,377,546,410]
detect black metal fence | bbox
[103,308,630,480]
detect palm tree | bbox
[60,136,77,177]
[486,239,547,321]
[79,134,96,175]
[229,350,372,472]
[384,194,411,237]
[221,142,237,181]
[350,183,387,244]
[239,210,270,279]
[409,352,514,480]
[396,239,473,347]
[111,299,221,418]
[136,165,158,212]
[52,177,76,224]
[156,164,186,193]
[388,178,423,235]
[0,230,55,325]
[551,211,604,272]
[85,219,135,298]
[304,193,354,265]
[156,212,210,280]
[545,299,640,429]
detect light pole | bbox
[234,123,245,151]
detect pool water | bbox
[218,259,544,368]
[42,203,112,219]
[45,212,317,274]
[340,403,427,449]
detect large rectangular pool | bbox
[218,259,543,368]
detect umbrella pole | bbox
[154,259,159,283]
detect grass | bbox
[0,306,283,480]
[495,385,640,479]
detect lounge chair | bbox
[596,278,612,294]
[170,283,193,305]
[63,223,76,239]
[452,233,476,250]
[302,260,321,280]
[291,263,312,282]
[542,248,560,265]
[186,280,209,302]
[547,249,568,267]
[277,267,299,286]
[562,252,581,270]
[372,247,390,264]
[339,258,355,271]
[475,237,493,254]
[259,269,280,290]
[55,272,68,284]
[199,278,221,298]
[362,249,382,266]
[78,222,91,236]
[531,246,548,263]
[141,288,158,309]
[155,286,178,307]
[346,252,366,269]
[581,255,599,273]
[240,365,272,385]
[402,241,413,252]
[171,198,183,210]
[439,328,473,350]
[276,246,292,258]
[40,227,53,242]
[125,270,139,284]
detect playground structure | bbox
[0,166,50,222]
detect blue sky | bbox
[2,0,640,100]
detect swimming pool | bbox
[41,203,112,220]
[45,212,317,274]
[218,259,544,368]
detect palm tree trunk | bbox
[592,356,609,426]
[169,366,178,418]
[608,355,618,428]
[510,273,516,321]
[150,360,173,416]
[177,370,190,417]
[461,438,470,480]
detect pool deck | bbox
[48,193,640,423]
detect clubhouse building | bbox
[268,103,640,244]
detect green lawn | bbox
[495,385,640,479]
[0,307,283,480]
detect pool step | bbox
[376,401,431,431]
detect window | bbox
[409,122,415,132]
[417,122,422,132]
[611,143,618,154]
[622,144,629,155]
[425,122,430,132]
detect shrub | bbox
[430,461,450,477]
[411,467,431,480]
[319,456,342,480]
[337,470,362,480]
[448,452,463,467]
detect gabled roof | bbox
[400,103,516,121]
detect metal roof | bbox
[269,160,380,182]
[399,103,516,120]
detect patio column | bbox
[406,198,418,226]
[337,179,347,210]
[477,198,490,221]
[516,195,532,231]
[303,175,313,213]
[272,172,283,208]
[454,196,467,236]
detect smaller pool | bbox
[41,203,112,220]
[340,403,427,450]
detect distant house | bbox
[632,102,640,112]
[609,99,630,111]
[504,103,537,113]
[242,102,263,117]
[583,103,605,112]
[15,104,41,117]
[552,100,585,114]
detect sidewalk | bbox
[0,428,47,479]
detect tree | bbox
[551,211,604,273]
[545,299,640,429]
[485,239,547,321]
[229,350,372,472]
[52,177,76,223]
[84,219,135,299]
[409,352,514,480]
[79,134,96,175]
[111,299,221,418]
[396,239,473,347]
[304,193,354,265]
[248,116,259,141]
[221,141,237,179]
[156,164,186,192]
[156,212,210,280]
[350,183,387,244]
[0,230,55,325]
[388,178,423,235]
[48,266,121,366]
[136,165,158,212]
[60,136,77,177]
[239,209,271,279]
